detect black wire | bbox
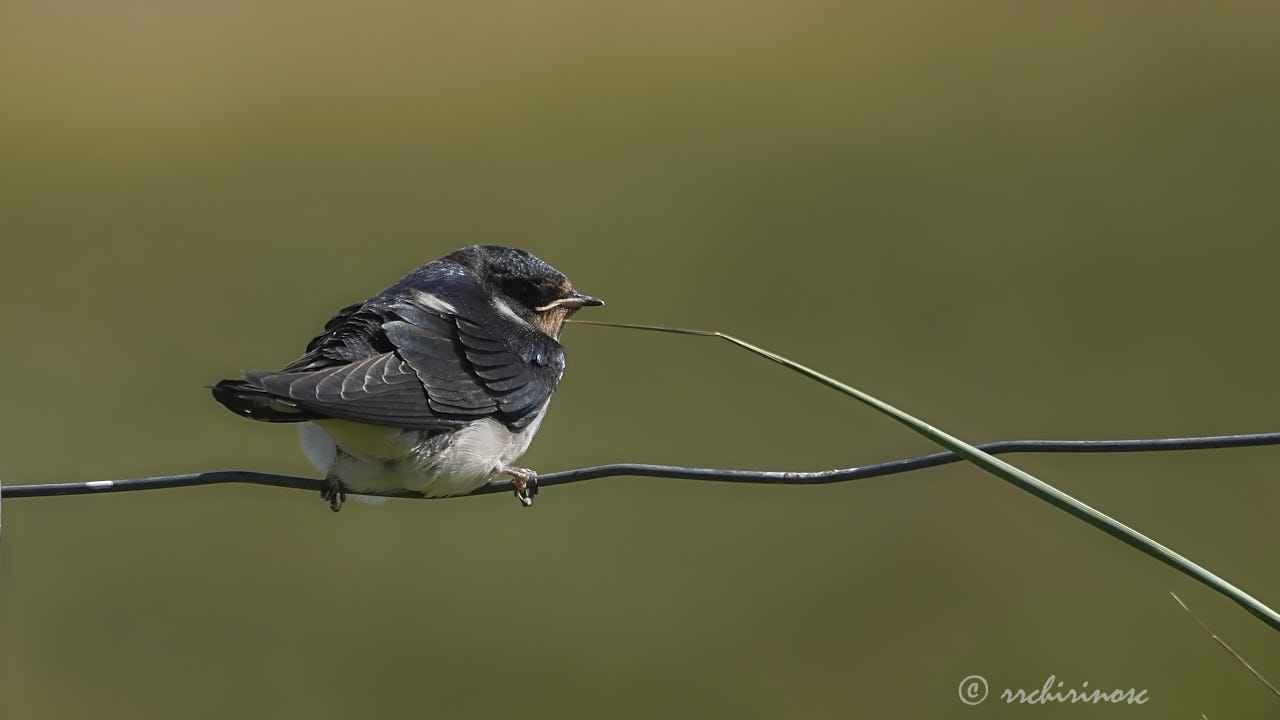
[3,432,1277,499]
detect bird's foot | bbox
[497,465,538,507]
[321,476,347,512]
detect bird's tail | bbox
[211,378,318,423]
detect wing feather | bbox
[229,264,564,430]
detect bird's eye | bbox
[501,278,537,304]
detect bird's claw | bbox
[321,477,346,512]
[499,466,539,508]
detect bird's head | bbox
[447,245,604,339]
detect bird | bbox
[212,245,603,511]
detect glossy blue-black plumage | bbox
[213,246,577,431]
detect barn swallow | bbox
[212,245,602,510]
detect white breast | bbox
[298,403,549,499]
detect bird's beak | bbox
[536,292,605,312]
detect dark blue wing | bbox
[235,263,564,431]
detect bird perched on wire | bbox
[212,245,603,511]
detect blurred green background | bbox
[2,1,1278,717]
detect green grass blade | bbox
[573,319,1280,633]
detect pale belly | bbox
[299,411,544,498]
